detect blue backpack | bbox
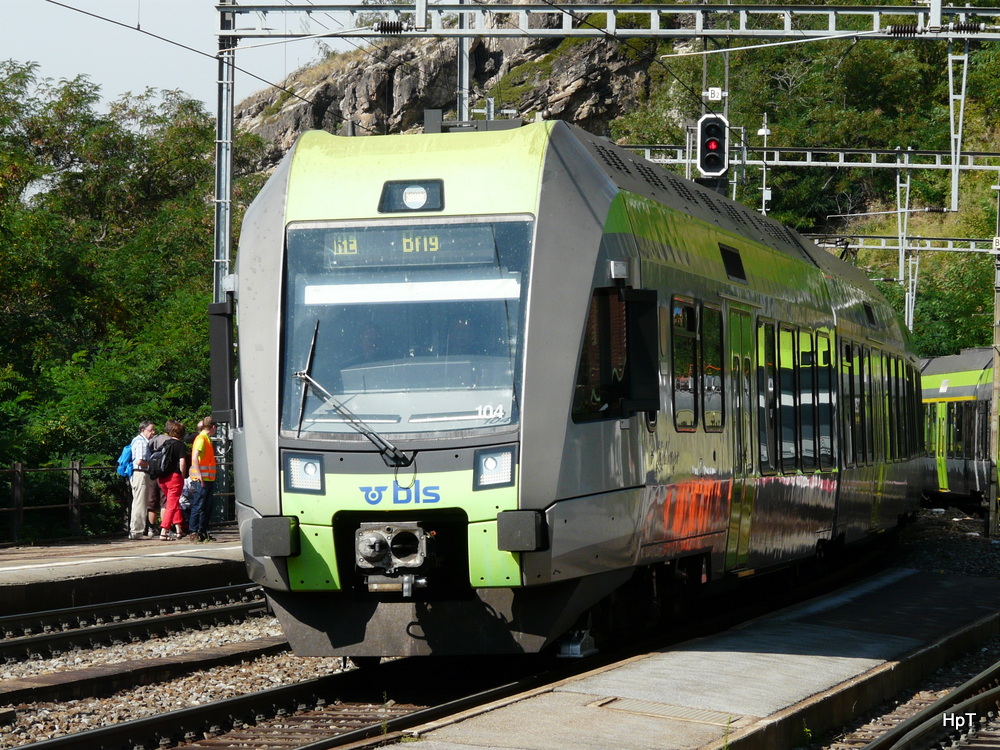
[116,443,134,478]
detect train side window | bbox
[885,356,895,462]
[924,402,935,457]
[900,362,907,458]
[959,402,971,459]
[659,306,669,359]
[757,320,778,473]
[943,402,951,458]
[882,355,902,461]
[861,346,872,464]
[895,357,910,461]
[702,306,724,431]
[870,350,884,463]
[840,341,856,468]
[902,359,911,458]
[969,402,978,461]
[572,289,627,422]
[816,332,835,470]
[719,244,748,283]
[966,402,976,461]
[978,400,990,461]
[778,325,798,472]
[879,355,888,462]
[572,287,659,423]
[672,299,698,431]
[799,329,816,470]
[947,402,960,458]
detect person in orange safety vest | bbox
[187,416,218,542]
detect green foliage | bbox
[895,255,992,357]
[607,27,997,355]
[0,61,266,481]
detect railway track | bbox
[11,550,897,750]
[0,583,287,706]
[4,537,955,750]
[841,657,1000,749]
[21,654,565,750]
[0,583,268,662]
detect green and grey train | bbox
[215,120,924,658]
[920,348,993,506]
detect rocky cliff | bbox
[234,27,654,164]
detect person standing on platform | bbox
[157,421,188,541]
[145,422,173,537]
[188,416,218,542]
[128,421,156,540]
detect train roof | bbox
[275,121,842,272]
[563,124,816,265]
[920,347,992,377]
[254,121,905,343]
[920,348,993,401]
[559,125,904,339]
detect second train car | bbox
[216,120,924,657]
[921,347,993,506]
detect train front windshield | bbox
[281,217,533,438]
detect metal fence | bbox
[0,461,235,545]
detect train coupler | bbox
[364,574,428,597]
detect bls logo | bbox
[360,481,441,506]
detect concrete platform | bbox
[0,527,248,615]
[399,568,1000,750]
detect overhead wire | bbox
[43,0,318,107]
[268,0,864,152]
[295,0,492,124]
[215,0,475,133]
[483,0,751,157]
[46,0,871,153]
[461,0,880,162]
[659,29,884,59]
[42,0,381,133]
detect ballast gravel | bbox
[0,617,347,747]
[1,508,998,748]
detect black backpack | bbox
[148,444,170,479]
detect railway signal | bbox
[696,114,729,177]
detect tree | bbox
[0,61,266,468]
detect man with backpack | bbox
[128,421,156,540]
[145,422,174,537]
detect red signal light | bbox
[696,114,730,177]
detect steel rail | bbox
[861,659,1000,749]
[20,656,570,750]
[0,582,263,639]
[0,600,268,661]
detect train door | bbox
[725,308,755,570]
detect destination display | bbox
[288,223,501,268]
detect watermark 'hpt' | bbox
[943,712,977,730]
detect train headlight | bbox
[473,447,516,490]
[283,452,325,494]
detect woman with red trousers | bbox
[157,421,188,541]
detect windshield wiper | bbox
[293,368,415,468]
[295,320,321,439]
